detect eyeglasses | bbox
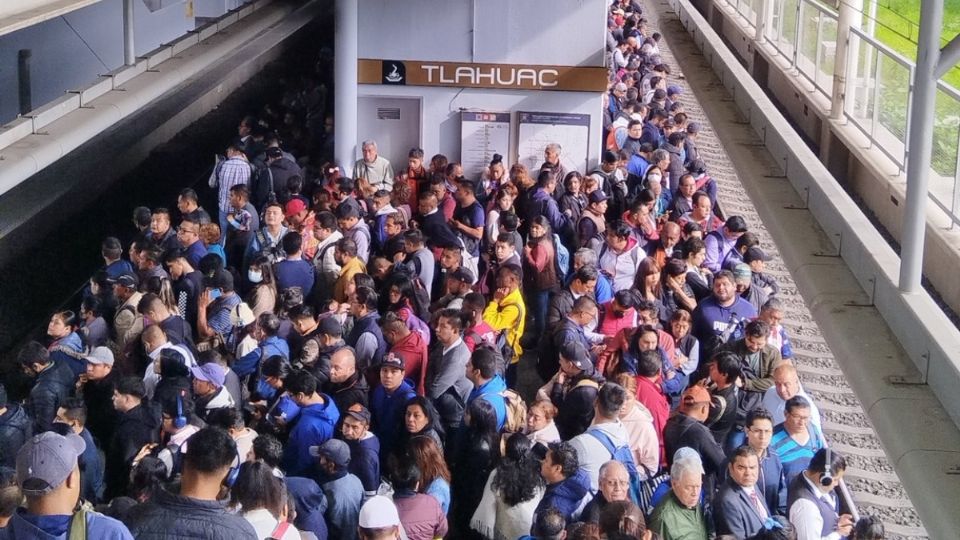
[602,479,629,488]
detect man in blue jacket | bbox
[283,370,340,476]
[233,312,289,379]
[465,347,507,431]
[536,441,591,523]
[369,355,416,460]
[3,431,133,540]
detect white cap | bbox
[358,495,401,528]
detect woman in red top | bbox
[522,216,559,343]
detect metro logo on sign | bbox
[382,60,406,85]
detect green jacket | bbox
[649,492,709,540]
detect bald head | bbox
[141,324,167,353]
[773,362,800,400]
[661,221,681,248]
[330,347,357,383]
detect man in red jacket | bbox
[381,312,428,395]
[635,349,670,466]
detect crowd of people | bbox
[0,1,891,539]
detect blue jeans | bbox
[218,209,230,246]
[527,289,552,342]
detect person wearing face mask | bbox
[245,254,278,318]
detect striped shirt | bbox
[216,157,251,212]
[770,424,825,484]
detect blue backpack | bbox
[587,427,643,505]
[553,233,570,281]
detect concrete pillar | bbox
[334,0,358,172]
[899,0,942,292]
[123,0,136,65]
[830,0,861,120]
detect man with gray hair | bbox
[580,460,632,523]
[572,248,613,303]
[2,431,134,538]
[649,449,709,540]
[353,140,395,192]
[539,143,568,199]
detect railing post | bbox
[831,0,860,119]
[792,0,802,68]
[755,0,768,41]
[899,0,944,293]
[17,49,32,115]
[870,52,882,148]
[951,123,960,229]
[122,0,135,66]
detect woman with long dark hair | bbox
[660,257,697,323]
[152,348,191,407]
[451,398,501,536]
[399,396,445,451]
[470,433,545,540]
[522,215,560,342]
[385,272,431,343]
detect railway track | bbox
[640,0,929,536]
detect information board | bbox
[460,112,512,181]
[517,112,591,175]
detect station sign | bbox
[358,59,608,92]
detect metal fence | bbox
[744,0,960,227]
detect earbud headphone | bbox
[174,393,188,430]
[820,447,833,487]
[223,449,241,488]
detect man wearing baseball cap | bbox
[663,384,726,490]
[369,355,416,458]
[430,266,475,311]
[2,431,133,539]
[340,404,381,498]
[191,362,236,422]
[312,439,363,540]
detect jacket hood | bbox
[478,374,507,396]
[301,396,340,424]
[554,469,591,501]
[272,157,299,172]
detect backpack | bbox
[553,233,570,282]
[500,388,527,433]
[586,426,644,506]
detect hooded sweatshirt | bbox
[283,396,341,476]
[536,469,591,519]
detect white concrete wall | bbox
[357,84,604,172]
[355,0,607,169]
[358,0,607,66]
[0,0,194,123]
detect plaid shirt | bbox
[217,157,251,212]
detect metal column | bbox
[123,0,136,66]
[830,0,861,120]
[334,0,358,172]
[899,0,945,291]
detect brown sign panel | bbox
[358,59,608,92]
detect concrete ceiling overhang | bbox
[0,0,105,38]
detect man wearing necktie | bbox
[715,445,771,538]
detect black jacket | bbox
[79,371,121,449]
[419,211,460,250]
[27,360,75,433]
[550,371,602,440]
[0,404,31,468]
[127,487,258,540]
[106,402,160,499]
[663,412,726,478]
[324,372,369,416]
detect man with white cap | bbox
[76,346,120,451]
[191,362,236,422]
[358,495,409,540]
[0,431,133,539]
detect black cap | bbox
[449,267,475,284]
[318,316,342,337]
[111,273,139,289]
[589,190,609,204]
[203,269,233,291]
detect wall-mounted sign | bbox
[461,112,511,181]
[517,112,591,175]
[359,59,608,92]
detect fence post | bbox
[899,0,944,293]
[831,0,860,119]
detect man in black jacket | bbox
[0,383,31,469]
[128,427,258,539]
[17,341,74,434]
[104,377,159,500]
[663,385,726,496]
[548,342,602,440]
